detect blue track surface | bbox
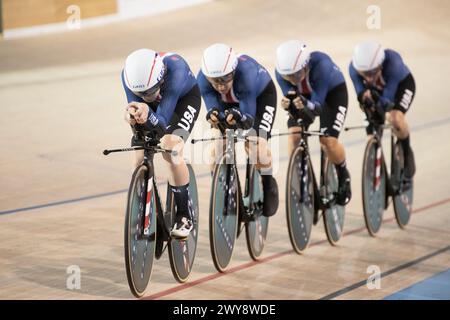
[384,269,450,300]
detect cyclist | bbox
[275,40,352,206]
[121,48,201,239]
[197,43,279,217]
[350,41,416,181]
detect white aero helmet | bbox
[276,40,311,75]
[201,43,238,78]
[352,41,385,72]
[124,48,165,93]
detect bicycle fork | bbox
[373,143,383,192]
[142,176,154,237]
[300,151,312,207]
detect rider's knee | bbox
[289,132,301,143]
[161,134,184,164]
[389,110,409,138]
[210,139,225,165]
[246,136,272,169]
[245,136,269,154]
[389,110,405,126]
[320,136,339,150]
[288,127,301,147]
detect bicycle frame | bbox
[218,128,260,223]
[366,123,396,197]
[289,121,334,216]
[130,144,173,250]
[284,114,345,248]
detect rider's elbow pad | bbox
[143,114,167,138]
[307,101,322,116]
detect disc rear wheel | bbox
[323,159,345,245]
[245,166,269,260]
[168,164,200,282]
[392,141,413,228]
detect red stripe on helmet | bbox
[146,53,158,87]
[293,46,304,72]
[222,47,232,73]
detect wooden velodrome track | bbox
[0,0,449,300]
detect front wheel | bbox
[245,166,269,261]
[168,164,200,283]
[124,164,157,298]
[286,146,314,254]
[362,138,386,237]
[209,159,239,272]
[323,158,345,245]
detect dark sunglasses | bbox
[281,69,304,83]
[207,72,235,85]
[134,81,163,98]
[358,67,381,78]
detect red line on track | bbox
[142,196,450,300]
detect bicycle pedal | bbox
[321,195,334,209]
[242,211,257,223]
[401,179,413,192]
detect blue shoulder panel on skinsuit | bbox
[349,49,410,106]
[275,51,345,106]
[197,54,271,118]
[121,53,197,127]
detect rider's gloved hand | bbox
[206,108,222,127]
[281,96,291,110]
[281,90,297,110]
[292,96,304,110]
[224,108,254,130]
[126,102,149,125]
[359,89,379,111]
